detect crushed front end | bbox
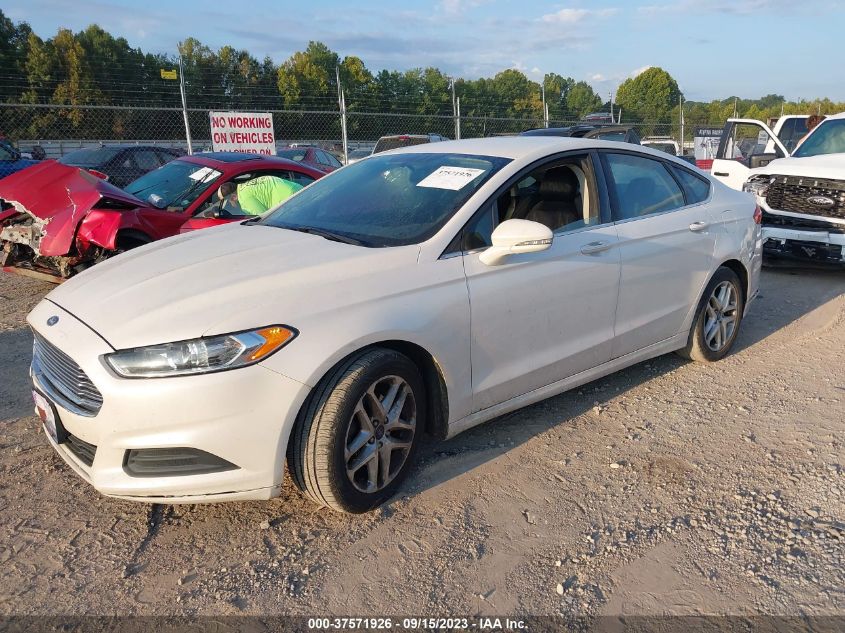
[0,162,133,282]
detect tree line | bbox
[1,10,842,142]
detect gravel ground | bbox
[0,268,843,622]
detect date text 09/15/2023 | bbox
[306,617,528,630]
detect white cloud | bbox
[541,7,618,23]
[438,0,488,15]
[628,65,653,78]
[591,73,605,81]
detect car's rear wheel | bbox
[678,267,744,362]
[288,348,424,513]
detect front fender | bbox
[76,210,122,251]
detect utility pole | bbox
[456,97,461,140]
[177,49,193,155]
[336,66,348,164]
[541,83,548,128]
[679,94,685,155]
[733,97,738,118]
[451,79,458,140]
[609,92,614,123]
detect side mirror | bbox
[479,219,553,266]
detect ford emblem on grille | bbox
[46,316,59,326]
[806,195,835,207]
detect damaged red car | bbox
[0,152,323,282]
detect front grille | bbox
[65,433,97,467]
[765,176,845,220]
[32,333,103,417]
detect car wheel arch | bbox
[718,258,749,304]
[114,228,153,250]
[295,340,450,442]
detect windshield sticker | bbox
[189,167,221,181]
[417,166,486,190]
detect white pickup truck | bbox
[712,114,845,266]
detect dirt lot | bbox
[0,268,843,624]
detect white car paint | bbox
[27,137,761,503]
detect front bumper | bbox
[761,226,845,266]
[27,299,312,503]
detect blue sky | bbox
[4,0,844,101]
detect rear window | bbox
[278,149,307,162]
[59,147,122,167]
[373,136,430,154]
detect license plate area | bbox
[32,388,67,444]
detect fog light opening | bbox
[123,448,238,477]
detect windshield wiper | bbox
[283,225,366,246]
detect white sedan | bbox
[27,137,762,513]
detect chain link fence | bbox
[1,102,714,161]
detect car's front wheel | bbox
[288,348,425,513]
[678,266,745,362]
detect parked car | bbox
[277,146,342,173]
[521,125,641,145]
[735,113,845,267]
[57,145,185,189]
[345,147,373,164]
[26,137,760,512]
[372,133,449,154]
[0,139,40,181]
[0,152,323,281]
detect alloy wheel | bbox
[703,280,738,352]
[344,375,416,493]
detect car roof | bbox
[178,152,321,173]
[382,135,698,169]
[383,136,600,159]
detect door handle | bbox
[580,241,612,255]
[689,221,709,232]
[713,172,729,177]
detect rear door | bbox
[711,119,788,190]
[600,150,718,358]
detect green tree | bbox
[615,67,682,121]
[566,81,602,119]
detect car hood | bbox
[0,161,146,256]
[46,223,421,350]
[751,153,845,180]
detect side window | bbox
[155,150,177,165]
[324,152,342,168]
[718,122,784,165]
[670,165,711,204]
[133,150,161,171]
[461,154,601,251]
[192,170,306,217]
[603,152,685,220]
[286,170,316,186]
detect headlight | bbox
[104,326,297,378]
[743,175,774,197]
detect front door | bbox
[711,119,788,191]
[460,153,621,411]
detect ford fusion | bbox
[28,137,762,513]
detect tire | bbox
[288,348,425,513]
[678,266,745,363]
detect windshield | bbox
[278,149,307,161]
[124,159,222,210]
[348,149,372,158]
[59,147,122,167]
[373,136,430,154]
[793,119,845,158]
[258,152,510,247]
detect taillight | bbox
[87,169,109,181]
[753,205,762,224]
